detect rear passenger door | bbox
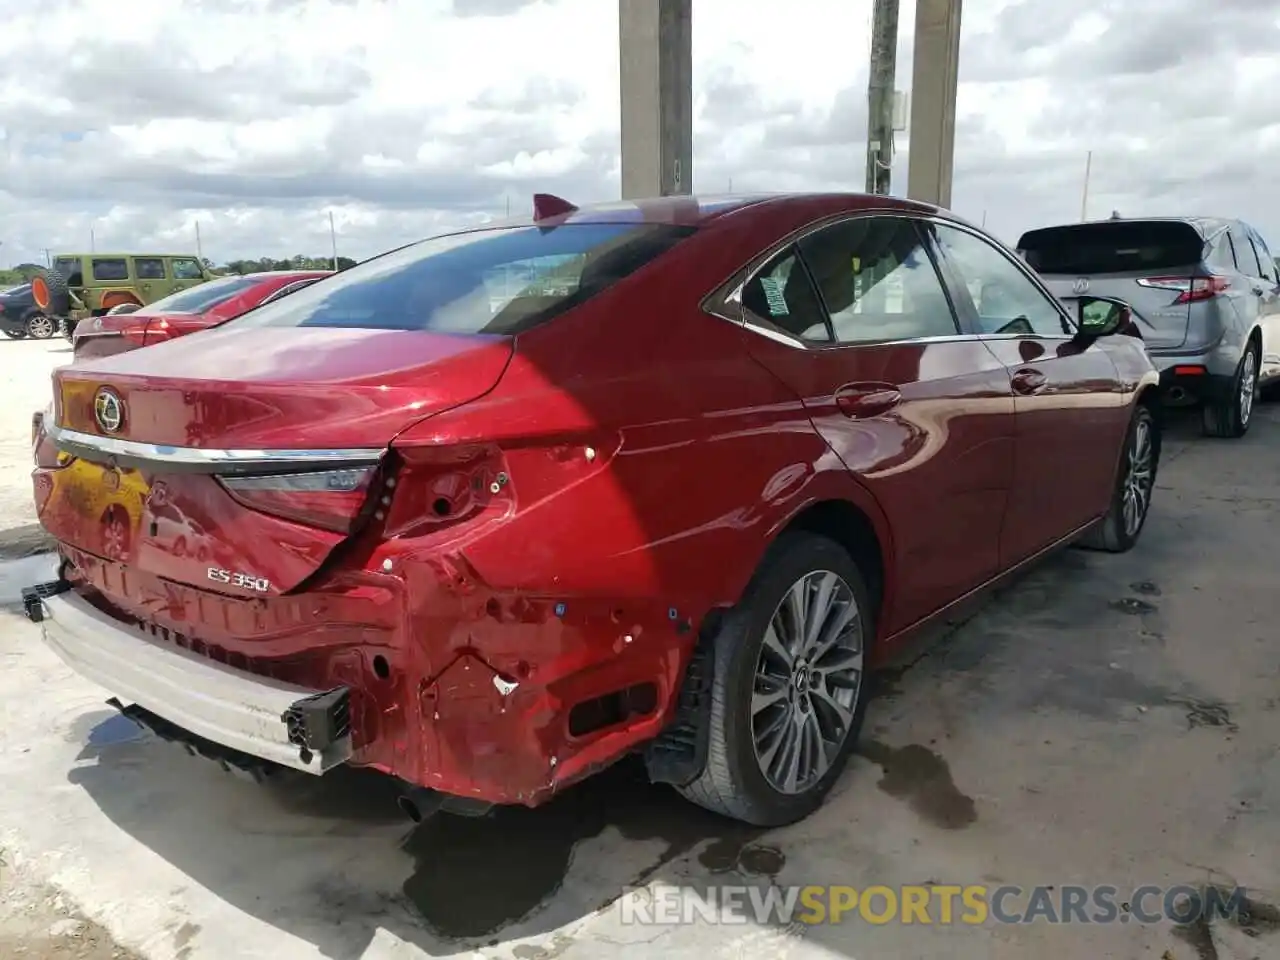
[90,257,134,306]
[133,257,168,304]
[736,214,1017,635]
[927,221,1125,565]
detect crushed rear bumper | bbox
[22,581,353,775]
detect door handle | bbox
[835,383,902,418]
[1011,368,1047,395]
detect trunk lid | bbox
[40,326,512,594]
[1018,220,1207,349]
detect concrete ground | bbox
[0,337,1277,959]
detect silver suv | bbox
[1017,217,1280,438]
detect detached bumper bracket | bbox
[282,687,352,755]
[21,578,71,624]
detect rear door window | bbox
[135,258,166,280]
[797,216,959,343]
[224,223,694,335]
[1249,230,1278,282]
[1229,225,1260,277]
[1206,229,1237,272]
[1017,221,1206,275]
[91,258,129,281]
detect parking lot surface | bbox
[0,340,1277,959]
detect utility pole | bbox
[866,0,900,195]
[195,221,204,261]
[328,211,338,270]
[90,228,95,252]
[1080,150,1092,221]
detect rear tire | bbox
[1078,404,1159,553]
[676,531,872,827]
[3,328,25,340]
[25,313,55,340]
[1202,341,1257,438]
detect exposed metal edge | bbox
[47,421,385,476]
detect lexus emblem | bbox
[94,387,124,434]
[1071,277,1090,294]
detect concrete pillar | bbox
[906,0,962,208]
[618,0,692,199]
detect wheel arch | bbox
[777,499,886,623]
[1134,382,1164,439]
[100,290,143,311]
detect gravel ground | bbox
[0,339,67,557]
[1,851,139,960]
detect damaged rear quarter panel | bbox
[379,255,886,802]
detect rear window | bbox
[138,274,263,315]
[223,223,695,335]
[1017,221,1206,275]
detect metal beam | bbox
[906,0,962,208]
[618,0,692,198]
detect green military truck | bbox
[31,252,214,339]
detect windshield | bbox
[136,274,265,315]
[1017,221,1207,275]
[223,222,695,336]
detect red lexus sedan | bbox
[72,270,331,360]
[26,193,1161,828]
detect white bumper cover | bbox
[33,589,352,775]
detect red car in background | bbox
[72,270,331,360]
[28,193,1160,828]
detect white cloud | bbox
[0,0,1278,265]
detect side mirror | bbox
[1076,297,1130,338]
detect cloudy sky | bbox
[1,0,1279,267]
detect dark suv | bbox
[1017,217,1280,438]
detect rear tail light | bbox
[1135,275,1229,304]
[141,318,172,345]
[218,466,379,534]
[122,318,166,346]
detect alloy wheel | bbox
[1121,415,1154,538]
[27,315,54,339]
[751,570,863,795]
[1239,349,1257,428]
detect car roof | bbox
[484,192,948,229]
